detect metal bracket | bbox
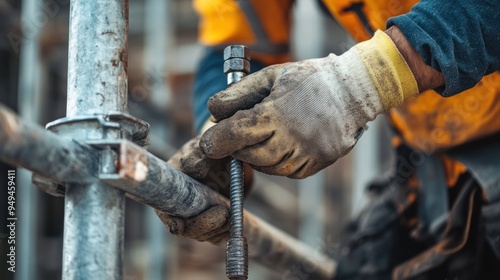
[33,113,150,197]
[99,140,149,189]
[46,113,150,146]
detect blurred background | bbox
[0,0,394,279]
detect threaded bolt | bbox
[224,45,250,280]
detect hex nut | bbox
[224,58,250,74]
[224,45,250,61]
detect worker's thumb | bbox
[200,108,274,159]
[208,63,284,121]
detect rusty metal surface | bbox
[61,0,131,279]
[245,214,337,279]
[66,0,129,116]
[109,140,228,217]
[0,104,97,184]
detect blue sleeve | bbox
[193,48,266,133]
[387,0,500,96]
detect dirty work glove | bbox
[156,123,253,245]
[166,133,253,198]
[200,30,419,178]
[155,205,230,245]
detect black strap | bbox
[237,0,290,55]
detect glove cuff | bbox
[353,30,419,111]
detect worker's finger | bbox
[167,136,210,180]
[287,161,324,179]
[155,206,229,241]
[155,209,186,235]
[245,145,327,179]
[249,153,310,178]
[185,205,230,240]
[208,64,284,121]
[231,136,290,167]
[200,108,274,159]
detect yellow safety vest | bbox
[193,0,293,65]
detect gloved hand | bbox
[155,204,231,245]
[200,31,419,178]
[156,129,253,245]
[166,134,253,198]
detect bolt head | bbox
[224,45,250,61]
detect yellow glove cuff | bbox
[354,30,419,111]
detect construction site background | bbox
[0,1,394,279]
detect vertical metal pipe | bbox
[351,118,382,216]
[298,175,325,246]
[143,1,173,278]
[62,1,129,279]
[145,208,168,280]
[16,0,42,279]
[66,0,128,116]
[292,0,325,59]
[144,0,171,108]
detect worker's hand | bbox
[155,205,230,245]
[167,135,253,198]
[156,131,253,245]
[200,31,420,178]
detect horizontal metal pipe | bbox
[103,139,226,217]
[0,104,97,184]
[106,140,337,279]
[0,103,337,279]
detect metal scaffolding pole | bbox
[351,118,382,216]
[0,103,337,279]
[144,0,171,109]
[16,0,42,279]
[144,0,173,278]
[60,1,132,278]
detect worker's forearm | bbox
[387,0,500,96]
[385,26,444,93]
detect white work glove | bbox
[200,31,419,178]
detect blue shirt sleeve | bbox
[387,0,500,96]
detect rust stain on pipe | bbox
[118,142,149,183]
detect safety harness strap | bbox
[238,0,290,55]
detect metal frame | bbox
[16,0,42,278]
[60,1,133,278]
[1,0,338,279]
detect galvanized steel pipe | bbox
[61,0,130,279]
